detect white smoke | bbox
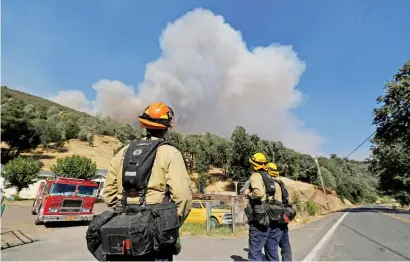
[49,90,92,114]
[48,8,324,154]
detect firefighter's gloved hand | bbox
[172,236,182,255]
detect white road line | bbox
[302,209,350,261]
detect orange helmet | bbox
[138,102,174,129]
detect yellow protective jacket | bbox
[103,136,192,223]
[248,172,282,203]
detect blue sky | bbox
[2,0,410,159]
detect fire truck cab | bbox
[32,177,99,225]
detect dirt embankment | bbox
[192,169,353,214]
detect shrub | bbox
[78,128,88,141]
[87,132,95,147]
[305,200,320,216]
[292,191,301,205]
[197,173,207,193]
[2,157,42,193]
[11,194,21,201]
[51,155,97,180]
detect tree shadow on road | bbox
[327,216,410,260]
[335,207,410,215]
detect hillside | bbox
[15,134,354,213]
[1,86,89,118]
[1,86,379,205]
[21,135,121,170]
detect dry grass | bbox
[200,173,350,215]
[180,223,249,237]
[19,135,121,170]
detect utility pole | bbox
[234,181,238,196]
[315,157,330,211]
[206,202,211,233]
[231,197,236,233]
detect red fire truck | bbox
[31,177,99,225]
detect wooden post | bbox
[206,202,211,233]
[231,197,236,233]
[234,181,238,196]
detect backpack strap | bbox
[162,185,171,204]
[121,137,168,210]
[273,178,290,207]
[260,171,276,203]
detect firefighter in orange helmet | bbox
[102,102,192,261]
[138,102,175,130]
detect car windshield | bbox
[49,183,76,196]
[77,185,98,197]
[192,202,202,208]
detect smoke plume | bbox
[48,8,324,154]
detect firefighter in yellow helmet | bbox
[244,155,286,261]
[266,162,279,177]
[99,102,192,261]
[265,162,293,261]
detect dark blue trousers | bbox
[278,226,292,261]
[248,222,292,261]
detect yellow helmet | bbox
[249,152,268,170]
[266,162,279,177]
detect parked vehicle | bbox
[31,177,98,225]
[185,200,232,228]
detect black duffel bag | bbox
[267,205,297,225]
[99,208,155,257]
[253,204,297,227]
[152,202,181,252]
[97,202,181,257]
[244,204,255,223]
[253,203,270,227]
[280,206,297,224]
[85,210,118,260]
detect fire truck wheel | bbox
[31,201,37,215]
[34,215,43,225]
[34,206,44,225]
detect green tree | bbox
[58,112,81,140]
[197,173,207,193]
[23,104,36,119]
[36,105,48,119]
[212,136,232,175]
[31,111,64,147]
[182,134,200,175]
[78,126,90,141]
[370,60,410,206]
[2,157,43,194]
[115,123,139,145]
[1,98,41,153]
[165,130,185,151]
[87,132,95,146]
[51,155,97,180]
[228,126,254,181]
[47,106,60,118]
[46,113,63,144]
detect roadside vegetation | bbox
[1,60,409,209]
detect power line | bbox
[297,95,410,173]
[345,96,410,159]
[233,95,410,185]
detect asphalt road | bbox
[311,206,410,261]
[1,204,409,261]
